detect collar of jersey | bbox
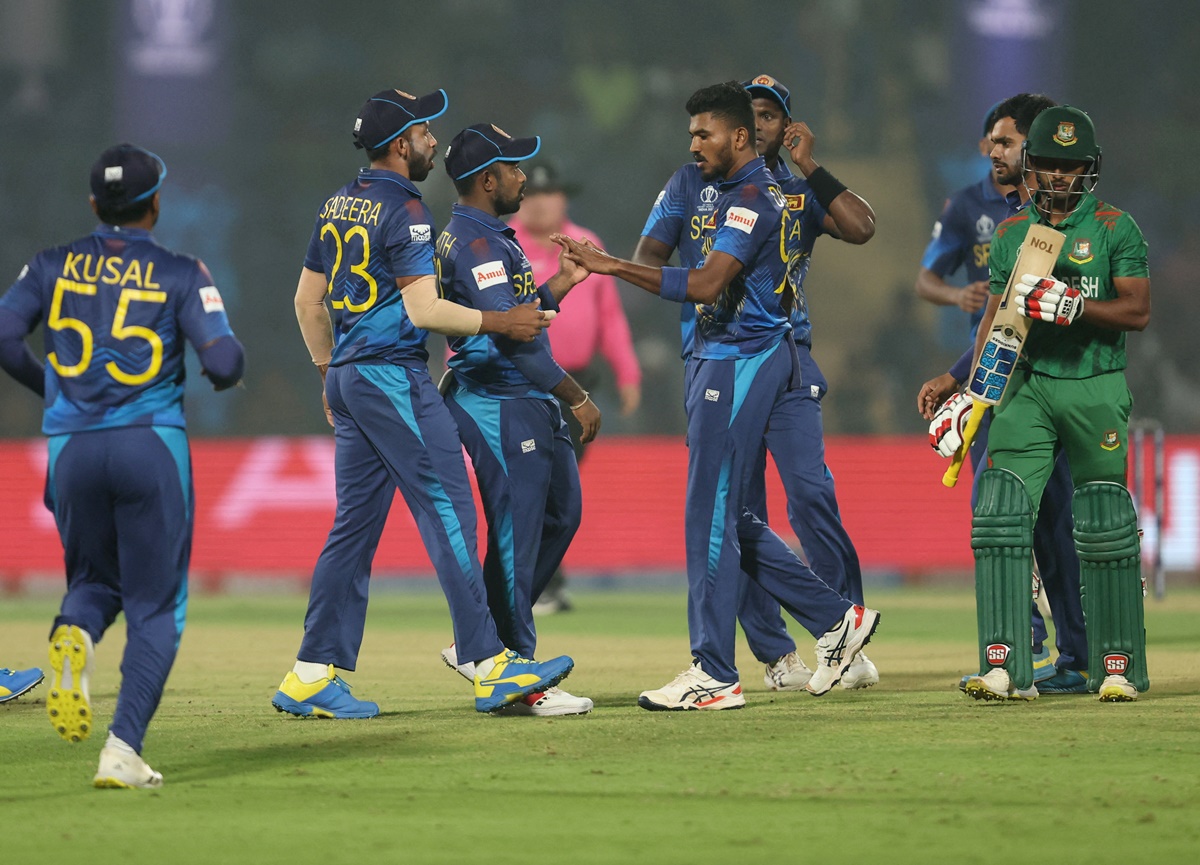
[358,168,422,198]
[450,202,514,236]
[94,224,153,240]
[717,156,768,190]
[1027,189,1096,229]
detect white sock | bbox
[105,732,138,756]
[293,661,330,683]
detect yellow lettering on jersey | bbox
[143,262,159,289]
[365,202,381,226]
[513,270,535,298]
[102,256,124,284]
[346,199,361,222]
[81,254,103,283]
[120,259,144,287]
[973,242,990,269]
[689,215,704,241]
[436,232,457,259]
[62,252,84,281]
[788,219,802,242]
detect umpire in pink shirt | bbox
[509,163,642,612]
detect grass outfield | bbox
[2,588,1199,865]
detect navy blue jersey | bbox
[767,162,829,348]
[437,204,565,399]
[640,163,722,359]
[0,225,234,435]
[693,158,790,360]
[920,174,1011,336]
[304,168,437,368]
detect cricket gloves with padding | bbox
[929,392,972,458]
[1017,274,1084,326]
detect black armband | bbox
[806,166,848,210]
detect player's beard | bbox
[409,151,435,182]
[697,142,734,181]
[495,185,524,217]
[992,158,1021,187]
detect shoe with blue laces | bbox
[474,650,573,713]
[1038,668,1090,694]
[272,665,379,719]
[0,667,45,704]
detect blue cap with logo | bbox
[444,123,541,181]
[90,144,167,211]
[743,74,791,116]
[353,87,448,151]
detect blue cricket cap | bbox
[353,87,448,151]
[444,123,541,181]
[743,74,791,116]
[90,144,167,211]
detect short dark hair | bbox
[992,93,1058,137]
[452,172,478,196]
[366,140,392,163]
[686,81,754,137]
[95,198,154,226]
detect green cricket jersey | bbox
[989,191,1149,379]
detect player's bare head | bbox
[988,93,1057,187]
[89,143,166,227]
[686,82,754,180]
[1022,105,1102,215]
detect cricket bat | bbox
[943,223,1066,487]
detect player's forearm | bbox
[550,372,588,408]
[1080,292,1151,332]
[541,274,574,303]
[294,268,335,366]
[401,275,484,337]
[632,236,673,268]
[0,309,44,397]
[914,268,961,306]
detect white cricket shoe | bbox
[505,687,593,716]
[806,605,881,696]
[639,662,745,711]
[93,738,163,789]
[963,668,1038,702]
[763,651,813,691]
[440,643,476,682]
[840,651,880,690]
[47,624,95,743]
[1098,674,1138,702]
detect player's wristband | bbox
[660,266,689,303]
[806,166,848,210]
[570,392,590,411]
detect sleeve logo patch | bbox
[472,261,509,290]
[653,190,666,207]
[17,265,28,280]
[409,224,432,243]
[725,206,759,234]
[199,286,225,313]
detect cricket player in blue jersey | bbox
[434,124,599,716]
[272,88,574,720]
[0,144,245,788]
[633,74,880,694]
[559,82,880,710]
[918,94,1089,695]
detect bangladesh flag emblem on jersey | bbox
[1054,122,1077,146]
[1069,238,1093,264]
[1101,430,1121,451]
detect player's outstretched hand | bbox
[498,301,551,343]
[928,392,971,458]
[959,280,990,314]
[917,372,960,420]
[1017,274,1084,326]
[551,233,618,276]
[572,394,601,444]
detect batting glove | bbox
[1017,274,1084,326]
[928,392,971,458]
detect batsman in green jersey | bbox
[963,106,1152,703]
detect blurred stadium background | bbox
[2,0,1197,587]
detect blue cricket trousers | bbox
[446,389,582,659]
[46,425,192,754]
[685,339,851,684]
[737,346,865,664]
[298,362,503,669]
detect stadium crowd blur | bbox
[1,0,1197,439]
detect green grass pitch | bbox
[2,588,1199,865]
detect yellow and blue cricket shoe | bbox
[272,665,379,719]
[0,667,45,704]
[47,625,94,742]
[1039,668,1089,694]
[474,650,573,713]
